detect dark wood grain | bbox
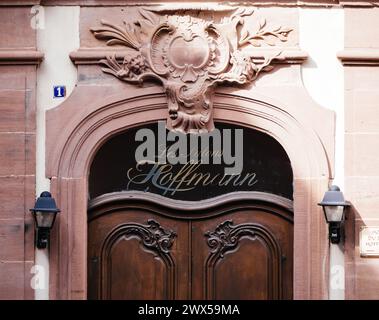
[88,194,293,300]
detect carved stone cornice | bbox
[70,48,307,65]
[2,1,379,8]
[0,49,44,65]
[90,7,296,133]
[338,49,379,66]
[0,1,40,5]
[340,1,379,6]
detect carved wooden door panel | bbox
[88,209,190,299]
[191,208,293,300]
[88,202,293,300]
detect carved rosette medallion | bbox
[91,8,292,133]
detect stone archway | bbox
[46,82,334,299]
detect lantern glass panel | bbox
[34,211,56,228]
[324,205,345,223]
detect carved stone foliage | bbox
[91,8,292,133]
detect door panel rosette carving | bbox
[100,219,177,299]
[204,220,282,299]
[91,8,292,133]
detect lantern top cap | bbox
[318,185,350,207]
[30,191,60,213]
[40,191,52,198]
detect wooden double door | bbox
[88,194,293,300]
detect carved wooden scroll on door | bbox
[91,8,292,133]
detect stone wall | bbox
[342,8,379,300]
[0,6,41,299]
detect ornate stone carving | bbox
[91,8,292,133]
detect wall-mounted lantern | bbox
[30,191,60,249]
[318,185,350,244]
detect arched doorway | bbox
[46,89,333,299]
[87,122,294,299]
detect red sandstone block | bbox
[345,9,379,49]
[0,219,25,261]
[345,177,379,219]
[354,260,379,300]
[0,133,25,175]
[25,133,36,176]
[0,7,36,48]
[0,261,25,300]
[345,133,379,176]
[0,67,26,90]
[0,176,26,219]
[24,214,35,262]
[24,261,34,300]
[0,90,25,132]
[345,90,379,134]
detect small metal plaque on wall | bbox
[360,227,379,257]
[53,85,66,98]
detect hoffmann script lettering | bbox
[127,121,258,196]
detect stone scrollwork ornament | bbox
[91,8,292,133]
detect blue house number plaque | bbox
[53,85,66,98]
